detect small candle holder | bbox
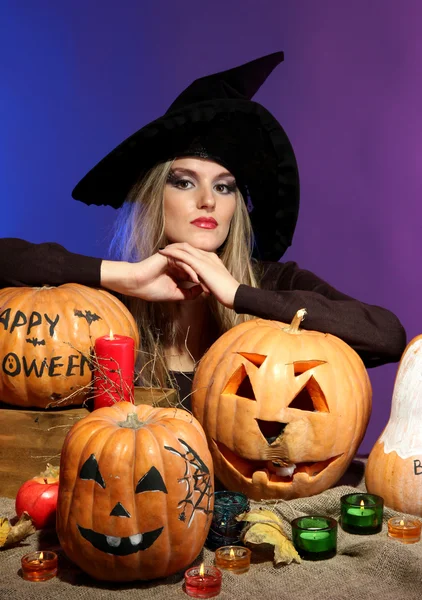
[215,545,251,574]
[340,493,384,535]
[21,551,58,582]
[387,517,421,544]
[184,565,222,598]
[205,491,250,551]
[291,516,337,561]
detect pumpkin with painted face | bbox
[191,311,372,501]
[56,402,214,581]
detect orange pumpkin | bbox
[0,284,139,408]
[192,310,372,501]
[56,402,214,581]
[366,335,422,515]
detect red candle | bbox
[184,564,222,598]
[93,331,135,409]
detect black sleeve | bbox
[233,261,407,368]
[0,238,103,289]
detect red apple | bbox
[15,464,60,530]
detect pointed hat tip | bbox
[223,50,285,99]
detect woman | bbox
[0,52,406,404]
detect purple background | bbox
[2,1,420,454]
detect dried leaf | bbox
[0,512,36,549]
[41,464,60,481]
[0,518,11,547]
[238,508,301,565]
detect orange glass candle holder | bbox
[387,517,421,544]
[21,551,58,581]
[184,565,222,598]
[215,545,251,574]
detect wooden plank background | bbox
[0,387,178,498]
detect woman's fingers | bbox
[159,244,238,307]
[175,284,204,301]
[166,257,200,284]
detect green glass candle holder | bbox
[291,516,337,561]
[340,493,384,535]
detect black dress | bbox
[0,237,406,371]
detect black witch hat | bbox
[72,52,299,261]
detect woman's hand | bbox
[100,253,205,302]
[158,243,240,308]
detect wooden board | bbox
[0,387,178,499]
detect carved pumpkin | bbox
[0,284,139,408]
[56,402,214,581]
[366,335,421,515]
[192,310,372,501]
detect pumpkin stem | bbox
[117,412,145,429]
[284,308,307,333]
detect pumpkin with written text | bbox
[56,402,214,581]
[365,335,422,515]
[0,284,139,408]
[192,310,372,501]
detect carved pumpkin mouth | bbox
[213,440,343,483]
[77,524,164,556]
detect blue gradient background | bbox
[2,1,420,453]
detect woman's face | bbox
[163,157,237,252]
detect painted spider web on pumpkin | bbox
[164,439,214,527]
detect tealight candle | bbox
[387,517,421,544]
[94,332,135,409]
[340,493,384,535]
[291,516,337,560]
[21,551,58,582]
[205,490,250,551]
[184,564,222,598]
[215,545,251,574]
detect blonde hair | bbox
[109,160,259,388]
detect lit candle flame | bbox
[39,552,44,561]
[400,519,405,526]
[109,329,114,340]
[229,547,235,558]
[360,500,365,511]
[199,563,205,577]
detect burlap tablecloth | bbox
[1,459,421,600]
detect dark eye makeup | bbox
[167,170,237,194]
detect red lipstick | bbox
[190,217,218,229]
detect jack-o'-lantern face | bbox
[75,455,168,556]
[56,403,214,582]
[192,316,372,501]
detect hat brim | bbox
[72,99,299,261]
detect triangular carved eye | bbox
[79,454,106,488]
[288,375,329,412]
[135,466,168,494]
[237,352,267,367]
[293,360,326,375]
[222,364,256,400]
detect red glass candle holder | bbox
[387,517,421,543]
[21,551,58,581]
[184,565,222,598]
[215,545,251,573]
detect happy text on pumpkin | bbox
[0,307,98,379]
